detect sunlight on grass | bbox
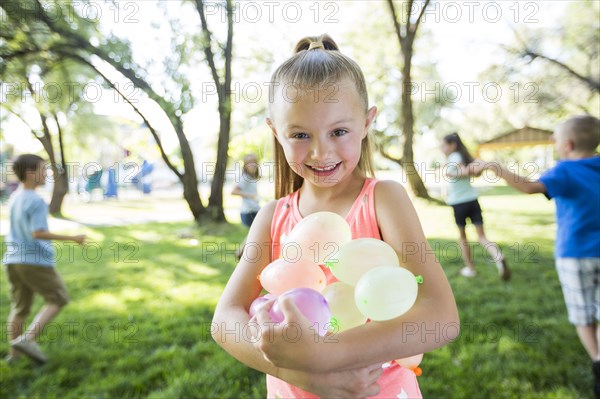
[0,194,594,398]
[85,292,128,313]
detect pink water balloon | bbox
[249,294,275,317]
[284,211,351,264]
[269,288,331,336]
[259,258,327,295]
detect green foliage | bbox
[471,0,600,136]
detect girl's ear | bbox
[363,106,378,138]
[266,117,278,138]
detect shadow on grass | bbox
[0,221,591,398]
[426,237,589,398]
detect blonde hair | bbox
[269,34,375,199]
[561,115,600,152]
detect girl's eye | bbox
[332,129,348,137]
[292,133,309,139]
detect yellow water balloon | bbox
[322,282,368,332]
[328,238,399,285]
[354,266,418,321]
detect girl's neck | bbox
[298,172,366,217]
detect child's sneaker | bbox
[4,354,22,366]
[460,267,476,277]
[496,259,511,281]
[10,338,47,364]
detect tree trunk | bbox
[49,168,68,215]
[49,115,69,215]
[400,38,431,199]
[175,123,206,222]
[208,103,231,222]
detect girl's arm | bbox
[445,159,486,178]
[255,181,459,372]
[212,200,383,397]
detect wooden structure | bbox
[477,126,553,151]
[476,126,554,168]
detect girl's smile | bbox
[268,79,377,188]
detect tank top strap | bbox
[270,192,300,261]
[346,178,381,240]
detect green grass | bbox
[0,191,593,398]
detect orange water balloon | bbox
[259,258,327,295]
[284,211,351,265]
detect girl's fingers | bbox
[367,363,384,373]
[253,299,276,326]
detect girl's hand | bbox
[469,159,486,177]
[252,297,331,371]
[279,363,383,398]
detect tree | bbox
[385,0,433,199]
[193,0,234,222]
[499,0,599,121]
[1,3,99,214]
[1,0,235,222]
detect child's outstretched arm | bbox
[484,161,546,194]
[32,231,86,245]
[231,185,257,200]
[254,181,459,372]
[212,201,384,398]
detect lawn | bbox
[0,188,592,398]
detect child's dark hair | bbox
[443,132,474,165]
[12,154,44,182]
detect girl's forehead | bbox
[270,80,363,117]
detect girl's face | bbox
[267,79,377,188]
[244,154,258,175]
[440,140,456,156]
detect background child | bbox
[479,115,600,396]
[231,153,261,228]
[212,34,459,398]
[232,153,261,259]
[441,133,510,280]
[3,154,86,364]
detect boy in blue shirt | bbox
[481,115,600,397]
[3,154,86,364]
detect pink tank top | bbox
[268,178,422,399]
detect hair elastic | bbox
[308,41,325,50]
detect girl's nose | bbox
[311,138,331,161]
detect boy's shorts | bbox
[5,264,69,317]
[555,258,600,325]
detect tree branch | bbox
[523,48,600,92]
[194,0,223,98]
[386,0,404,48]
[65,53,184,180]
